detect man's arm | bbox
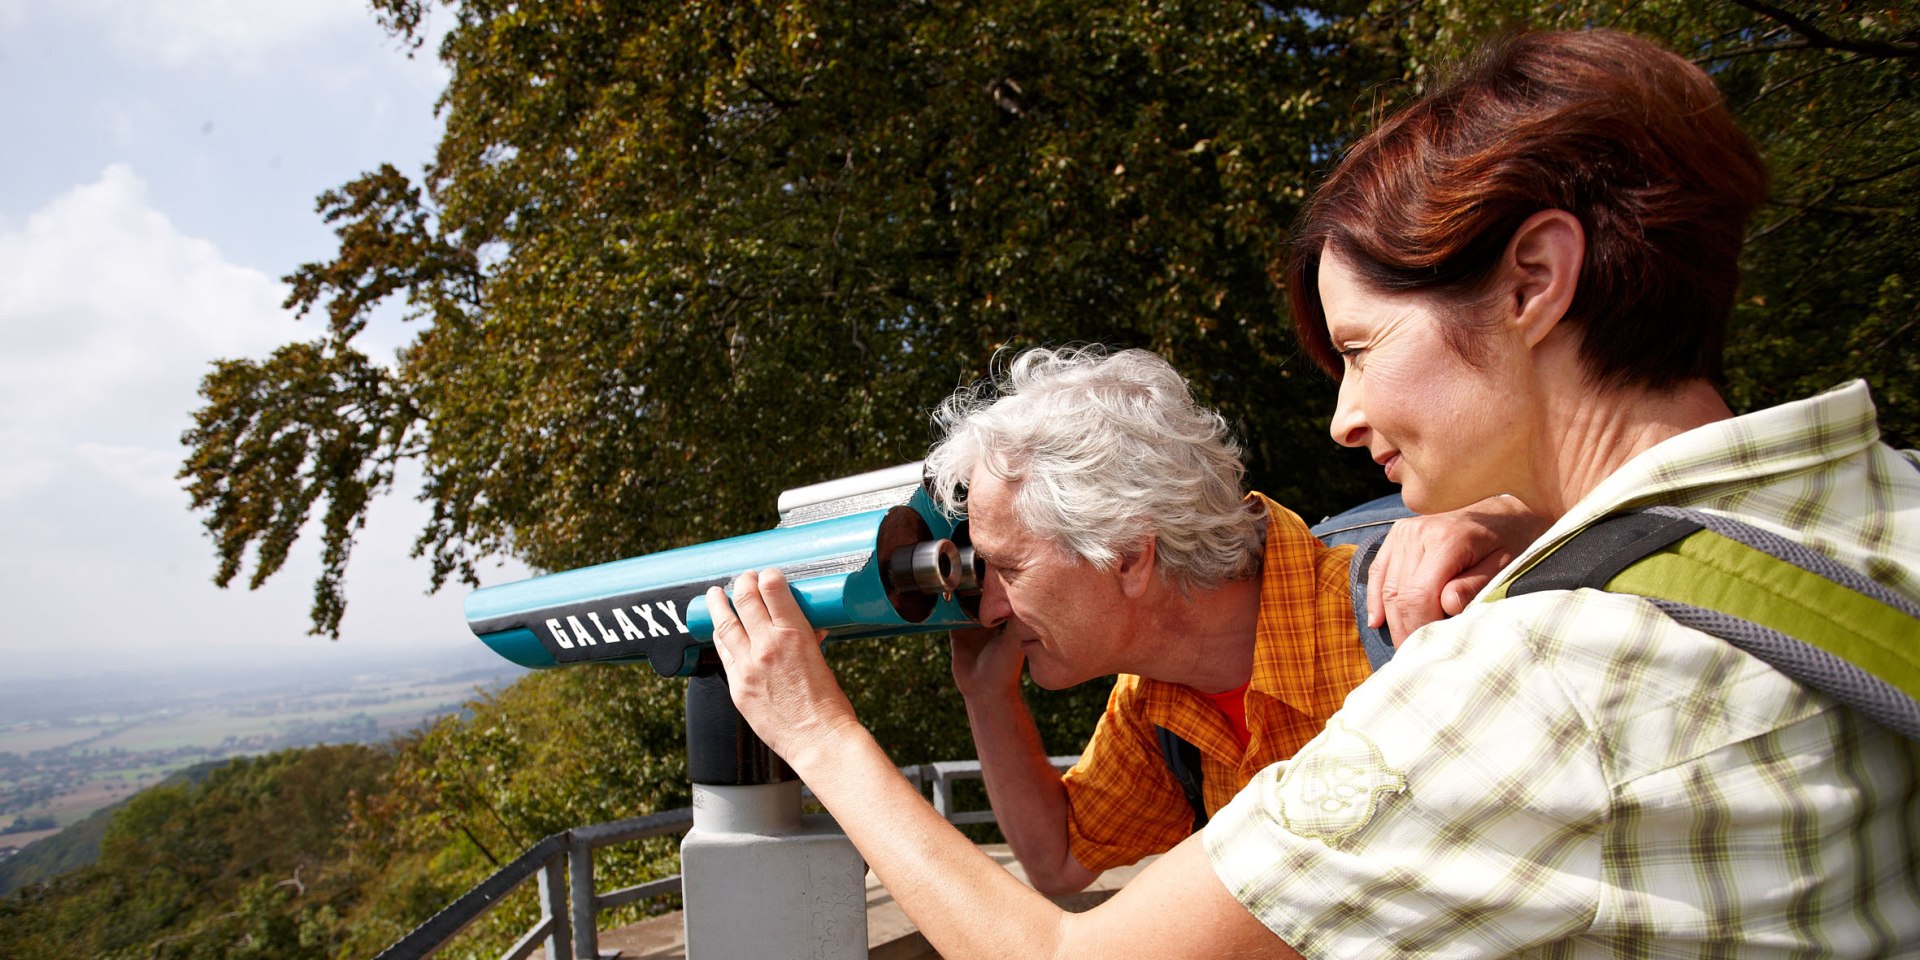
[709,570,1299,960]
[950,626,1099,896]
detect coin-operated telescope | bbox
[465,462,984,677]
[464,462,984,959]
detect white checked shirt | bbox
[1206,381,1920,958]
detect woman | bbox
[712,29,1920,957]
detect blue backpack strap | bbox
[1153,725,1207,832]
[1506,506,1920,740]
[1348,532,1397,669]
[1311,492,1415,669]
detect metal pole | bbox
[537,850,574,960]
[568,832,599,960]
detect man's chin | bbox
[1024,658,1086,691]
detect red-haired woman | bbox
[710,29,1920,958]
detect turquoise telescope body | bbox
[465,464,983,677]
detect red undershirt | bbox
[1200,681,1253,750]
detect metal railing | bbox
[372,756,1078,960]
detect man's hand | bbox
[948,622,1097,896]
[707,569,859,767]
[950,624,1029,699]
[1365,494,1551,644]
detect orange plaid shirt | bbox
[1060,493,1373,872]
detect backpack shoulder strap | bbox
[1310,493,1417,670]
[1502,506,1920,740]
[1153,725,1208,832]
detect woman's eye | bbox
[1338,346,1366,367]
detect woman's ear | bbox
[1501,209,1585,348]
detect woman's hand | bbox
[1366,494,1551,643]
[706,569,860,768]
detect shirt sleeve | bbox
[1203,594,1611,958]
[1062,675,1201,872]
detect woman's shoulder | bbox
[1376,590,1829,785]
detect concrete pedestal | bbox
[680,781,868,959]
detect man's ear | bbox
[1116,537,1157,599]
[1501,209,1585,348]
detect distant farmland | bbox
[0,653,523,860]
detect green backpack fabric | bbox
[1486,505,1920,741]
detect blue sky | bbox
[0,1,529,678]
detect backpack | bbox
[1158,500,1920,831]
[1489,505,1920,740]
[1344,505,1920,740]
[1311,493,1415,670]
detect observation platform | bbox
[540,845,1156,960]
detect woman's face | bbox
[1320,248,1532,513]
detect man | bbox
[924,346,1534,894]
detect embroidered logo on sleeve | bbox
[1276,719,1406,843]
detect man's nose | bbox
[976,568,1011,628]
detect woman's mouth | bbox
[1377,452,1402,483]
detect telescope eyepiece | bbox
[887,539,963,600]
[952,545,983,596]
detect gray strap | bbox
[1349,531,1396,670]
[1649,597,1920,741]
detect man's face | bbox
[964,465,1129,689]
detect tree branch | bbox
[1725,0,1920,60]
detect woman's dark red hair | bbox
[1289,30,1768,388]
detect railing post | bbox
[568,831,600,960]
[537,848,574,960]
[929,763,955,820]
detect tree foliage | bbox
[181,0,1407,635]
[0,747,391,960]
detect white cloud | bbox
[0,0,499,672]
[73,442,190,503]
[0,164,310,499]
[66,0,370,70]
[0,425,58,501]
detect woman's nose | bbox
[1329,374,1369,448]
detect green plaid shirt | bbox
[1206,381,1920,958]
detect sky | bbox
[0,1,530,680]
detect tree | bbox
[180,0,1405,638]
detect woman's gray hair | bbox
[925,346,1264,589]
